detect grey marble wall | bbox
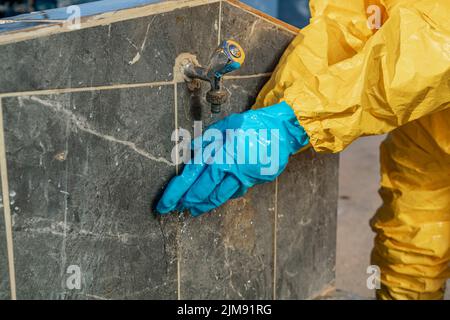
[0,0,338,300]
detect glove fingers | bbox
[157,128,227,214]
[230,184,249,199]
[183,164,225,204]
[187,174,242,216]
[156,160,207,214]
[210,174,244,205]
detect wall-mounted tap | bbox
[183,40,245,114]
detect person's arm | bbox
[254,0,380,109]
[256,0,450,153]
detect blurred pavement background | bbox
[337,136,383,298]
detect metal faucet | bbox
[183,40,245,114]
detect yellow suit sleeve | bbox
[254,0,380,109]
[255,0,450,153]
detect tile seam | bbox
[173,81,182,301]
[223,73,272,80]
[0,98,17,300]
[218,0,222,46]
[273,178,278,300]
[0,81,174,99]
[59,120,70,298]
[0,73,273,99]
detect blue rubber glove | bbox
[156,101,309,216]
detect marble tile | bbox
[1,87,178,299]
[179,182,275,299]
[276,149,339,299]
[0,3,220,94]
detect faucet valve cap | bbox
[206,89,228,111]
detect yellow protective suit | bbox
[254,0,450,299]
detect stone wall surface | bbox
[0,0,338,300]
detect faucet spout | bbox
[183,63,211,84]
[182,40,245,114]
